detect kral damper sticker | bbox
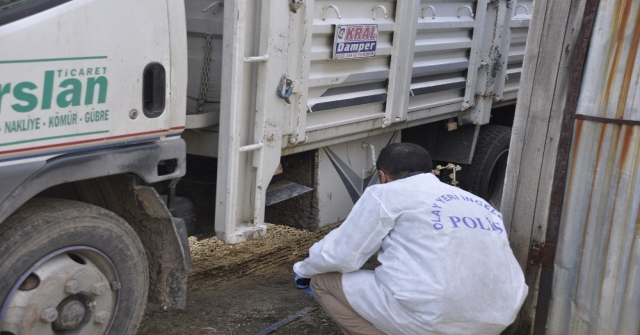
[332,24,378,60]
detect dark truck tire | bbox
[161,195,198,236]
[458,125,511,210]
[0,198,148,335]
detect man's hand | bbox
[294,275,313,298]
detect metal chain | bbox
[198,33,214,113]
[432,163,462,186]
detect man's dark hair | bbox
[376,143,433,180]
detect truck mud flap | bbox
[265,181,313,207]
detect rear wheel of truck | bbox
[0,198,148,335]
[458,125,511,210]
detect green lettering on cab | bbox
[0,70,108,113]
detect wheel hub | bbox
[0,248,119,335]
[53,299,86,330]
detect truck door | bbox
[0,0,179,163]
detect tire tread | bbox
[459,125,512,197]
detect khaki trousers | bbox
[311,272,387,335]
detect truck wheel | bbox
[0,198,148,335]
[458,125,511,210]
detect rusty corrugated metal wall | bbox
[545,0,640,334]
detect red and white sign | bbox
[332,24,379,60]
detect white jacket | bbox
[294,173,527,335]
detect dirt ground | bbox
[138,223,344,335]
[137,222,520,335]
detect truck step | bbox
[265,180,313,206]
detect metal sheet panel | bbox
[316,131,399,227]
[502,0,532,100]
[546,0,640,333]
[305,0,397,124]
[409,0,483,115]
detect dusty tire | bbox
[458,125,511,209]
[0,198,148,335]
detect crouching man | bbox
[293,143,527,335]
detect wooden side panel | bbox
[500,0,588,332]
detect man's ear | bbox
[378,170,390,184]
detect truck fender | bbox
[75,174,190,309]
[0,140,185,224]
[0,140,189,308]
